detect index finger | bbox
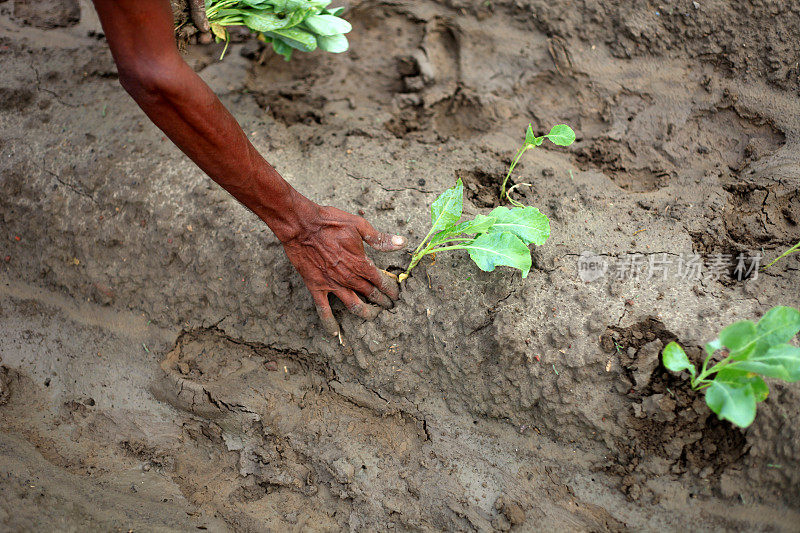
[356,218,407,252]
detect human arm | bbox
[91,0,405,336]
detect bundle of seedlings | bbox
[175,0,351,59]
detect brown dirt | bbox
[2,0,800,531]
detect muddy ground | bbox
[2,0,800,530]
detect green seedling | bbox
[501,124,576,207]
[662,305,800,428]
[762,239,800,270]
[203,0,351,60]
[399,178,550,282]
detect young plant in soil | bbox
[398,178,550,282]
[762,238,800,270]
[501,124,576,207]
[662,305,800,428]
[203,0,351,60]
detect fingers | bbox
[356,219,407,252]
[311,291,339,337]
[361,267,400,300]
[333,288,381,321]
[188,0,210,32]
[344,276,393,309]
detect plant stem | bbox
[691,351,736,389]
[500,145,530,205]
[411,225,438,260]
[403,233,476,279]
[762,239,800,270]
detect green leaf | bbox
[706,376,763,428]
[286,7,315,27]
[430,179,463,235]
[464,232,532,278]
[240,0,273,7]
[756,306,800,346]
[716,366,769,402]
[244,11,295,32]
[268,0,330,10]
[706,379,757,428]
[430,215,496,246]
[545,124,576,146]
[662,342,696,377]
[303,14,352,35]
[317,33,349,53]
[705,367,770,428]
[326,6,345,16]
[456,214,496,235]
[264,27,317,51]
[728,344,800,382]
[720,307,800,361]
[525,124,536,145]
[271,37,293,60]
[486,206,550,246]
[719,320,758,359]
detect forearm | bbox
[92,0,314,242]
[121,62,314,241]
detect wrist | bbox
[259,188,321,243]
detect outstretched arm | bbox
[92,0,405,336]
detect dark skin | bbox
[91,0,406,337]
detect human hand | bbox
[187,0,212,43]
[280,204,406,337]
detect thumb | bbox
[357,219,407,252]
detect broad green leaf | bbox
[240,0,273,7]
[216,9,249,19]
[268,0,330,10]
[464,232,532,278]
[716,366,769,402]
[487,206,550,246]
[728,344,800,382]
[430,179,463,235]
[750,375,769,402]
[244,11,295,32]
[327,6,345,16]
[317,33,349,53]
[719,320,758,359]
[662,342,696,377]
[525,124,536,145]
[545,124,576,146]
[303,14,352,35]
[705,379,757,428]
[286,7,315,27]
[456,214,496,235]
[721,307,800,361]
[430,215,496,246]
[271,37,293,60]
[756,306,800,346]
[264,27,317,51]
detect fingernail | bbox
[391,235,406,246]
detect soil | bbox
[2,0,800,531]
